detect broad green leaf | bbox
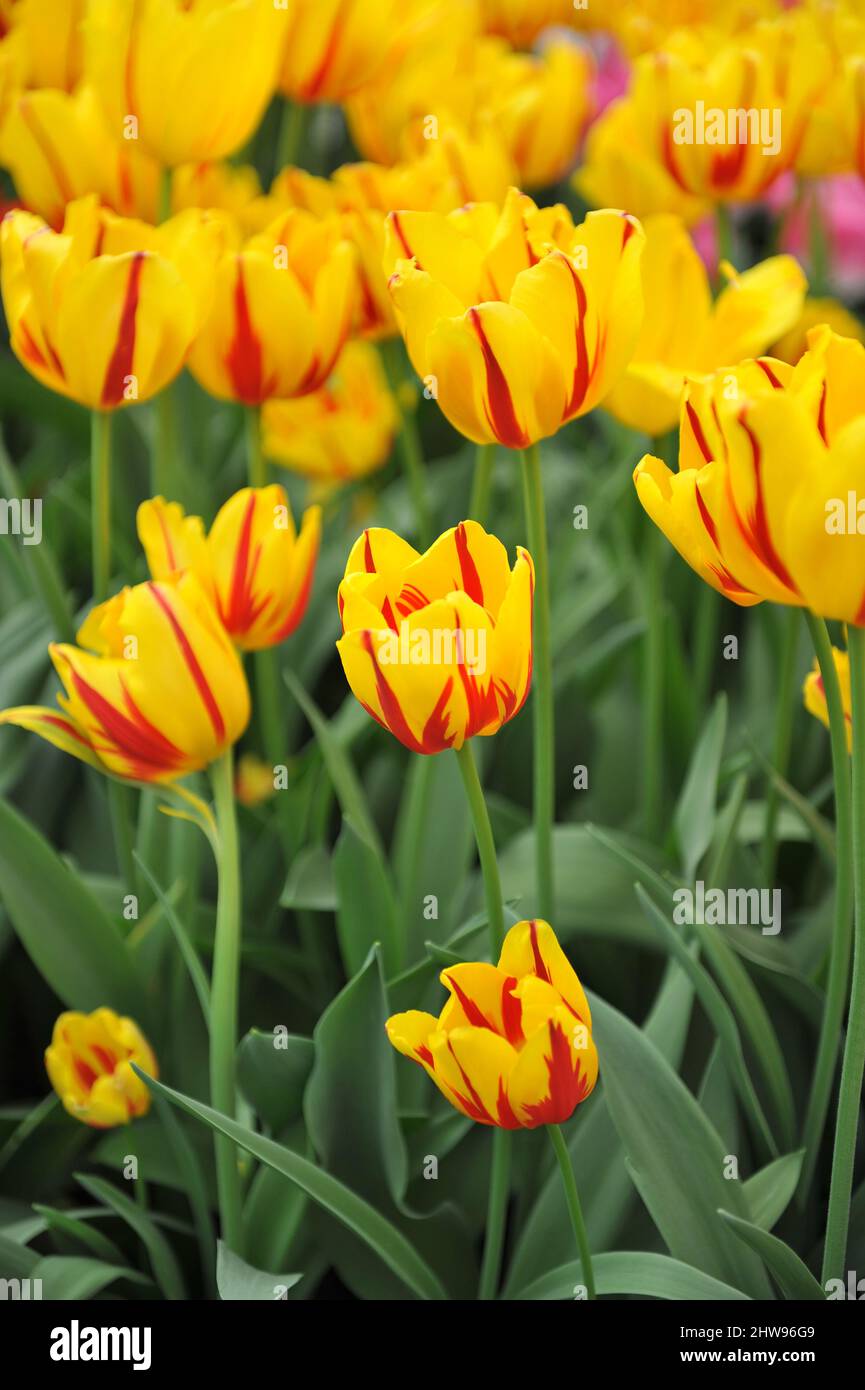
[719,1211,825,1299]
[75,1173,185,1301]
[636,886,778,1158]
[744,1152,805,1231]
[0,1230,38,1279]
[30,1254,153,1300]
[135,1071,446,1300]
[305,949,406,1211]
[280,846,336,911]
[499,825,669,947]
[237,1029,314,1133]
[0,799,148,1025]
[589,991,772,1299]
[216,1241,301,1301]
[333,819,400,977]
[674,693,727,880]
[393,751,474,960]
[516,1251,752,1301]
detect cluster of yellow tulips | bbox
[0,0,863,1304]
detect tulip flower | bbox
[234,752,277,808]
[83,0,286,168]
[575,93,709,227]
[805,646,852,752]
[637,327,865,625]
[387,918,598,1128]
[633,359,796,609]
[604,214,806,436]
[0,573,250,783]
[485,40,594,190]
[137,486,321,652]
[337,520,533,755]
[771,297,865,366]
[14,0,85,91]
[580,20,832,213]
[0,195,224,410]
[0,83,163,228]
[46,1008,156,1128]
[478,0,572,48]
[383,187,645,449]
[262,342,397,485]
[279,0,398,104]
[187,209,356,406]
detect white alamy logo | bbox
[376,623,487,676]
[673,880,781,936]
[672,102,782,158]
[0,496,42,545]
[50,1321,152,1372]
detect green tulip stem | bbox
[469,443,495,525]
[90,409,112,605]
[208,747,244,1254]
[822,623,865,1282]
[454,738,510,1300]
[380,339,432,549]
[548,1123,596,1299]
[521,442,554,921]
[798,614,853,1207]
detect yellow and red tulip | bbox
[137,486,321,652]
[383,187,644,448]
[83,0,286,168]
[279,0,398,105]
[0,194,224,409]
[262,341,398,485]
[485,40,594,191]
[804,645,852,751]
[337,520,533,755]
[635,326,865,624]
[604,214,806,436]
[386,919,598,1129]
[186,208,356,405]
[46,1008,156,1128]
[581,20,832,211]
[0,573,250,783]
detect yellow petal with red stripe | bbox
[507,1004,599,1129]
[429,1026,520,1127]
[427,301,567,448]
[497,919,592,1027]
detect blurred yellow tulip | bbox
[1,195,224,409]
[46,1008,157,1128]
[387,919,598,1128]
[0,573,250,782]
[384,187,644,447]
[337,520,533,754]
[804,646,852,751]
[279,0,398,104]
[605,214,806,435]
[83,0,286,167]
[137,486,321,652]
[262,341,397,485]
[187,209,357,404]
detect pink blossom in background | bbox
[587,33,630,115]
[769,174,865,296]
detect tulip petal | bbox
[507,1005,598,1129]
[0,705,108,774]
[430,1026,521,1128]
[497,919,592,1028]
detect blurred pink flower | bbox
[588,34,630,115]
[770,174,865,296]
